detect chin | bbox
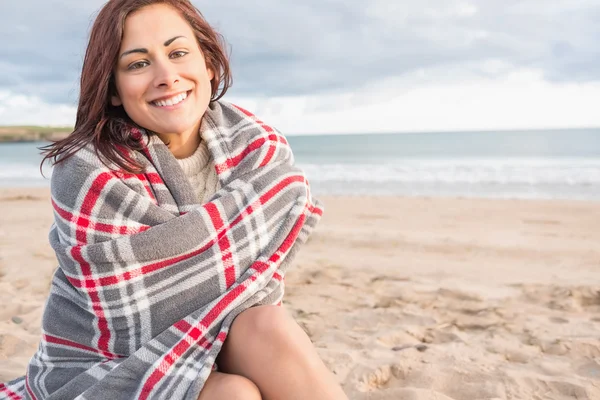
[160,122,197,135]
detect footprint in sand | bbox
[355,366,467,400]
[436,288,484,302]
[297,265,346,285]
[518,284,600,312]
[422,328,463,344]
[549,316,569,324]
[377,331,420,348]
[356,364,405,392]
[0,333,37,358]
[575,360,600,379]
[0,195,42,202]
[529,378,589,399]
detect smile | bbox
[151,90,191,107]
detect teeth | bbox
[153,91,188,107]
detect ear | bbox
[208,67,215,81]
[111,94,122,107]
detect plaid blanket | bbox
[0,101,323,400]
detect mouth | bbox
[150,90,192,108]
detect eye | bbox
[170,50,188,59]
[128,61,149,70]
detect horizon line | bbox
[0,125,598,137]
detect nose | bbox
[153,58,180,89]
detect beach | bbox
[1,188,599,399]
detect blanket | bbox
[0,101,323,400]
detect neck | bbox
[157,121,201,159]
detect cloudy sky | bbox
[0,0,599,134]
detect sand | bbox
[1,188,599,399]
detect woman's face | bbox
[112,3,214,138]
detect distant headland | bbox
[0,126,72,143]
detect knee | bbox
[233,305,295,345]
[221,374,261,400]
[200,372,261,400]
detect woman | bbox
[0,1,348,399]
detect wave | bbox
[1,158,598,199]
[0,163,51,185]
[299,158,600,186]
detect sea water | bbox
[1,128,598,200]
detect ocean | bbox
[1,128,599,200]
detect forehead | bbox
[121,4,193,46]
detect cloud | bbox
[201,0,600,96]
[0,0,102,104]
[229,66,600,135]
[0,90,76,126]
[0,0,598,130]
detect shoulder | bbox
[51,144,110,185]
[203,100,284,143]
[203,99,290,154]
[201,100,294,179]
[50,144,125,205]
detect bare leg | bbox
[197,371,262,400]
[217,305,348,400]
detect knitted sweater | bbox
[176,139,220,203]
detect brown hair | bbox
[41,0,232,173]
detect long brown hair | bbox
[41,0,232,173]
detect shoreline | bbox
[1,188,599,399]
[1,187,600,203]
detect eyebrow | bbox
[119,36,186,59]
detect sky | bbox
[0,0,599,134]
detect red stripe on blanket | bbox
[205,203,236,288]
[173,322,215,353]
[231,105,276,136]
[145,172,164,185]
[0,384,22,400]
[139,200,312,396]
[112,146,157,204]
[308,203,324,216]
[140,145,153,162]
[231,104,255,118]
[235,107,280,167]
[173,320,192,332]
[70,246,112,356]
[259,140,277,167]
[214,133,288,175]
[43,334,121,360]
[52,200,150,240]
[68,250,199,288]
[25,378,36,400]
[65,173,114,355]
[76,173,113,243]
[139,173,157,203]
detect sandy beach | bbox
[0,188,599,399]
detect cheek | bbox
[120,81,150,124]
[119,78,147,105]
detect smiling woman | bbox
[38,0,231,172]
[0,1,347,400]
